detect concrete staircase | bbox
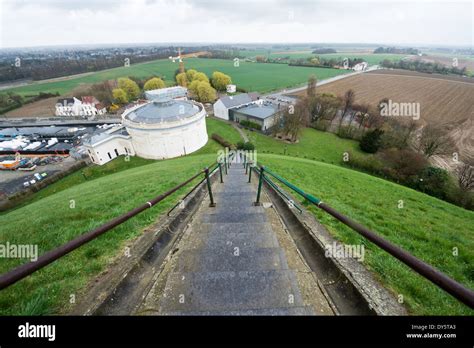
[138,162,325,315]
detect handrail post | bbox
[224,157,228,175]
[245,161,249,175]
[254,165,264,206]
[248,162,252,183]
[204,167,216,207]
[218,162,223,183]
[243,155,246,168]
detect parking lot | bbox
[0,156,77,196]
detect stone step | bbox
[192,222,275,235]
[175,247,289,272]
[162,306,314,316]
[201,211,267,223]
[183,230,280,250]
[214,206,264,214]
[159,270,305,313]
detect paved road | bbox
[265,66,380,100]
[137,160,334,315]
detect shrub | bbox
[312,119,331,132]
[408,166,449,199]
[360,129,384,153]
[211,133,235,149]
[380,148,428,183]
[239,120,261,130]
[342,152,385,176]
[236,141,255,151]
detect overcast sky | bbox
[0,0,472,48]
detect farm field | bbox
[3,57,348,97]
[295,71,474,161]
[405,54,474,72]
[258,154,474,315]
[367,68,474,83]
[238,49,408,65]
[316,53,409,65]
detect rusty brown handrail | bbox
[254,164,474,309]
[0,164,217,290]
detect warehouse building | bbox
[230,101,280,131]
[213,93,260,120]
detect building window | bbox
[108,152,112,160]
[114,149,119,157]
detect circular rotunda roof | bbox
[124,99,201,124]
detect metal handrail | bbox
[167,162,221,216]
[252,163,474,309]
[0,161,222,291]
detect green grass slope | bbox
[258,154,474,315]
[0,154,217,315]
[245,127,368,165]
[6,58,347,96]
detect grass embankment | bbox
[259,154,474,315]
[244,127,367,165]
[0,154,217,315]
[5,58,347,97]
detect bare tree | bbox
[307,75,317,98]
[418,125,457,158]
[338,89,355,131]
[457,162,474,192]
[282,101,307,142]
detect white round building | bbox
[121,99,208,160]
[83,97,208,165]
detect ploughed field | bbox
[294,70,474,161]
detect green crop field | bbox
[316,53,409,65]
[5,58,348,97]
[238,49,408,65]
[258,154,474,315]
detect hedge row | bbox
[211,133,235,150]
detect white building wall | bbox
[85,138,135,165]
[263,117,275,130]
[213,100,229,120]
[126,111,208,160]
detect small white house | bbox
[226,84,236,93]
[353,62,368,71]
[55,96,106,117]
[213,93,260,120]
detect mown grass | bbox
[0,154,217,315]
[5,58,347,97]
[244,127,368,165]
[258,154,474,315]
